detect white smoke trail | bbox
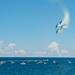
[57,9,70,34]
[63,25,68,28]
[58,9,70,28]
[48,0,70,27]
[57,10,69,34]
[53,0,70,28]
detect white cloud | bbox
[0,49,4,54]
[60,50,69,55]
[14,50,18,55]
[19,50,25,55]
[47,42,73,57]
[14,49,25,55]
[0,41,11,55]
[59,50,74,57]
[0,40,73,57]
[0,40,3,48]
[33,51,46,57]
[48,42,59,54]
[0,49,11,55]
[0,40,3,45]
[0,40,26,56]
[6,43,16,50]
[0,49,25,56]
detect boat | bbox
[0,61,6,65]
[44,62,47,64]
[11,61,14,64]
[67,60,72,64]
[20,62,26,65]
[53,60,61,64]
[36,61,43,64]
[53,61,57,64]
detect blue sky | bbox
[0,0,75,57]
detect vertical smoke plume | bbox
[58,9,70,28]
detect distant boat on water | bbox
[0,61,6,65]
[36,61,43,64]
[53,61,57,64]
[53,60,61,64]
[20,62,26,65]
[67,60,72,64]
[11,61,15,64]
[44,62,47,64]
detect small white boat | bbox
[20,62,26,65]
[0,61,6,65]
[11,61,14,64]
[67,60,72,64]
[44,62,47,64]
[36,61,43,64]
[53,61,57,64]
[53,61,61,64]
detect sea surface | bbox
[0,57,75,75]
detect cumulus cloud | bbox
[47,42,72,57]
[48,42,59,54]
[0,40,26,56]
[6,43,16,50]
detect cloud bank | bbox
[0,40,73,57]
[6,43,16,50]
[0,40,26,57]
[48,42,71,57]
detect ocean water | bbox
[0,57,75,75]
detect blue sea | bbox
[0,57,75,75]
